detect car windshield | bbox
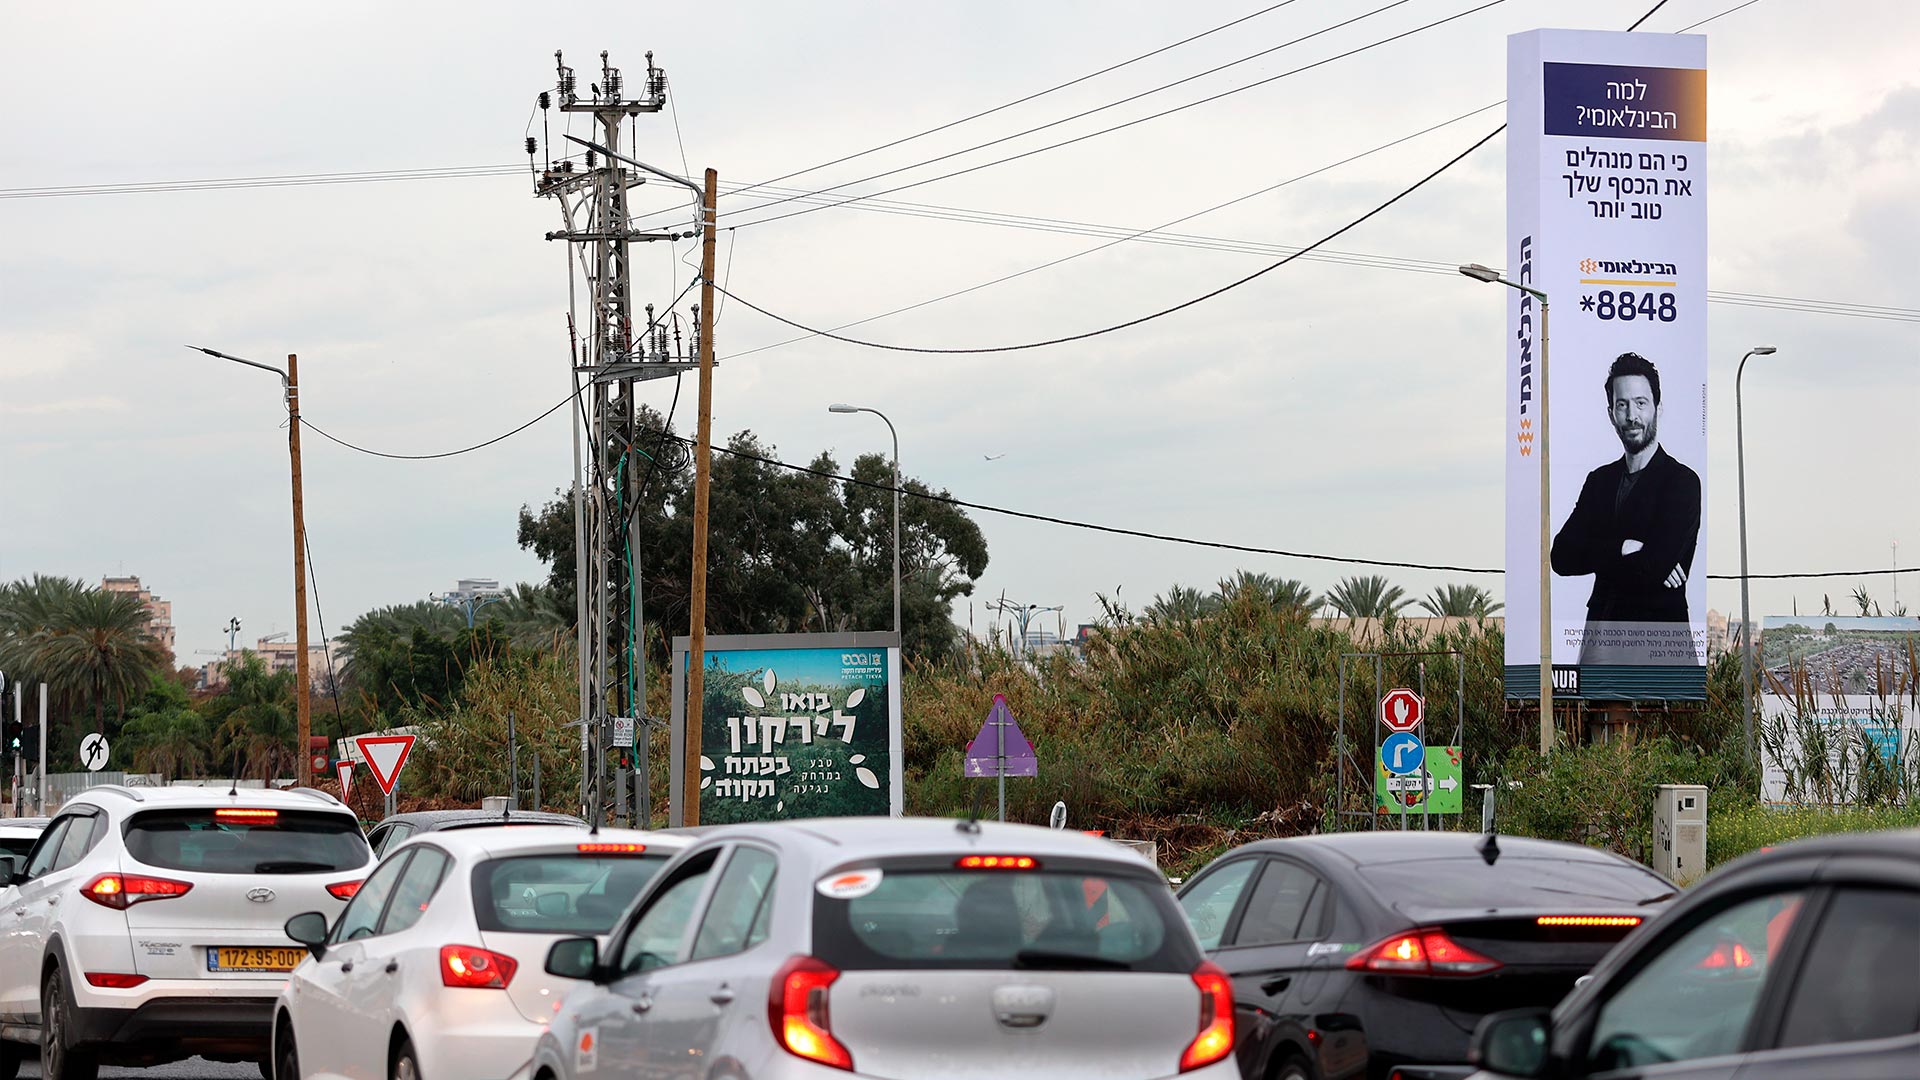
[473,853,669,935]
[1359,856,1674,909]
[812,863,1198,973]
[124,809,368,874]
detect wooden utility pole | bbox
[684,168,718,827]
[288,353,312,788]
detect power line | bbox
[301,389,580,461]
[707,0,1508,234]
[0,164,526,200]
[696,0,1432,228]
[696,437,1916,582]
[711,0,1313,209]
[713,123,1509,354]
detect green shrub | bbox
[1707,801,1920,868]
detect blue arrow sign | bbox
[1382,731,1425,776]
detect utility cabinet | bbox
[1653,784,1708,886]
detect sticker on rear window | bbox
[816,869,883,899]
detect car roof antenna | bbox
[957,784,984,834]
[227,743,241,797]
[1476,782,1499,865]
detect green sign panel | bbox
[1375,745,1463,814]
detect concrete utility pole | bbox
[534,50,690,822]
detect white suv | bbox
[0,784,372,1079]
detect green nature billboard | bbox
[669,632,902,825]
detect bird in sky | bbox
[984,453,1007,461]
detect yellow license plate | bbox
[208,946,306,972]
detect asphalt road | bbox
[18,1057,263,1079]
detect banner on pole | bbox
[1505,29,1710,700]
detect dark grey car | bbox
[366,808,586,857]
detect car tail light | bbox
[215,808,280,821]
[1180,960,1235,1072]
[440,944,518,989]
[1537,915,1642,927]
[954,855,1039,870]
[1346,928,1502,976]
[81,873,194,909]
[768,955,852,1071]
[85,972,149,988]
[577,842,647,854]
[327,880,363,900]
[1697,941,1755,970]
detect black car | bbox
[365,807,586,856]
[1176,831,1677,1080]
[1469,827,1920,1080]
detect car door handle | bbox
[1260,975,1292,995]
[709,985,735,1006]
[631,996,654,1014]
[385,960,399,974]
[339,960,354,972]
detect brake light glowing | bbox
[81,873,193,909]
[576,843,647,854]
[215,808,280,821]
[769,955,851,1071]
[1180,961,1235,1072]
[955,855,1038,870]
[1537,915,1642,927]
[1698,941,1755,970]
[85,972,149,988]
[1346,929,1502,976]
[326,880,363,900]
[440,944,518,989]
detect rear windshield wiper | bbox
[1013,949,1131,971]
[1637,891,1679,905]
[254,860,335,873]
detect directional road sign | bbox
[80,732,110,772]
[355,734,416,797]
[1375,745,1464,813]
[1381,731,1425,776]
[1380,688,1425,733]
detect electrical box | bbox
[1653,784,1708,886]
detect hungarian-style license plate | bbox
[207,946,305,972]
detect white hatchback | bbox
[273,825,689,1080]
[0,784,370,1079]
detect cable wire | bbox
[714,123,1507,354]
[301,389,580,460]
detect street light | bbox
[1459,263,1555,754]
[828,404,901,638]
[188,345,313,787]
[433,590,507,629]
[1736,345,1779,768]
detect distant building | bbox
[450,578,503,600]
[198,635,339,694]
[1705,608,1757,660]
[101,575,175,661]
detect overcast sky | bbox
[3,0,1915,663]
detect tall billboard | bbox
[668,632,903,825]
[1505,30,1709,700]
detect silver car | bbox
[531,817,1241,1080]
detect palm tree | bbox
[1146,585,1220,623]
[208,653,298,782]
[10,583,165,735]
[487,583,572,651]
[1214,571,1316,611]
[0,574,91,681]
[1322,575,1413,619]
[1417,583,1504,618]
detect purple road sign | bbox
[965,694,1038,778]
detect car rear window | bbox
[472,853,669,935]
[812,863,1199,973]
[1358,856,1674,909]
[124,809,368,874]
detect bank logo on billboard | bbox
[1504,29,1709,700]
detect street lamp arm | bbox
[186,345,290,388]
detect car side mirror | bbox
[0,853,22,885]
[1470,1008,1554,1078]
[285,911,330,959]
[546,937,601,981]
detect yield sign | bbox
[336,760,354,800]
[355,735,415,797]
[1380,688,1425,733]
[965,694,1038,778]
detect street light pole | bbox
[1736,346,1778,769]
[188,345,312,786]
[828,404,901,638]
[1459,265,1554,753]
